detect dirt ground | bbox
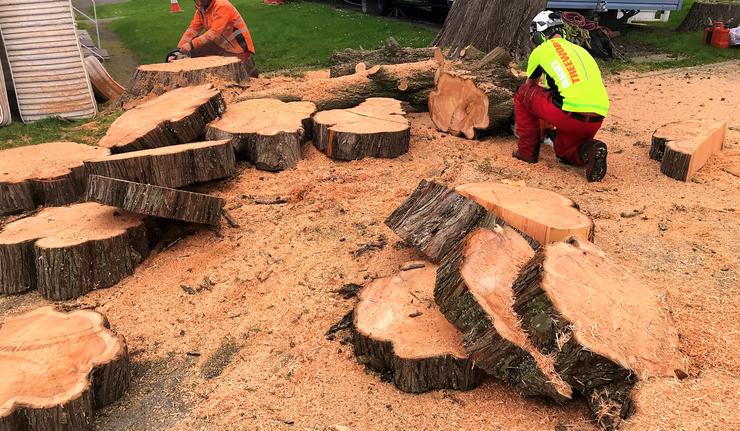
[1,61,739,431]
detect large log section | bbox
[0,307,130,431]
[0,203,150,300]
[330,38,437,78]
[206,99,317,171]
[677,1,740,31]
[353,265,481,393]
[99,84,225,154]
[85,140,236,188]
[649,120,726,182]
[0,142,109,215]
[456,182,594,244]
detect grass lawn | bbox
[0,111,120,151]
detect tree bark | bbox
[312,98,410,161]
[677,1,740,32]
[649,120,726,182]
[0,307,130,431]
[330,37,438,78]
[0,203,150,300]
[205,99,316,171]
[99,84,226,154]
[85,140,236,188]
[84,56,125,102]
[86,175,225,226]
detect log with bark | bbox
[511,238,685,430]
[0,307,130,431]
[649,120,726,182]
[385,180,500,263]
[0,203,150,300]
[0,142,109,215]
[86,175,225,226]
[677,1,740,32]
[330,37,438,78]
[99,84,226,154]
[435,225,572,402]
[205,99,316,171]
[84,56,125,102]
[120,56,249,106]
[312,98,410,161]
[353,264,481,393]
[456,182,594,244]
[85,140,236,188]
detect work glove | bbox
[179,42,193,54]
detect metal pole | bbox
[93,0,100,47]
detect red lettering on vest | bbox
[551,41,580,84]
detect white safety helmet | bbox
[530,10,565,45]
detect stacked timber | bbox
[330,37,437,78]
[650,120,726,182]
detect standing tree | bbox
[433,0,547,59]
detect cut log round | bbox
[385,180,500,263]
[99,84,226,154]
[456,182,594,244]
[649,120,726,182]
[435,225,572,402]
[0,142,110,215]
[205,99,316,171]
[86,175,224,226]
[0,202,150,300]
[511,238,685,429]
[330,37,438,78]
[84,56,125,102]
[0,307,130,430]
[121,56,248,106]
[313,98,410,161]
[677,1,740,32]
[85,140,236,188]
[353,264,481,393]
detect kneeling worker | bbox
[176,0,257,76]
[513,11,609,182]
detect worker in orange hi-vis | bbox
[175,0,257,76]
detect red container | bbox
[711,24,731,49]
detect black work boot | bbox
[579,139,608,182]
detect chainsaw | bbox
[165,49,191,63]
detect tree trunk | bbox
[206,99,316,171]
[330,37,438,77]
[120,56,249,107]
[0,203,150,300]
[312,98,410,161]
[385,180,499,263]
[435,226,572,403]
[0,307,130,431]
[85,140,236,188]
[0,142,110,215]
[649,120,727,182]
[456,182,594,244]
[677,1,740,32]
[86,175,225,226]
[353,264,482,393]
[99,84,226,154]
[84,56,125,102]
[432,0,547,59]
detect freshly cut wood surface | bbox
[313,98,410,161]
[353,264,481,393]
[650,120,727,182]
[99,84,225,154]
[85,140,236,188]
[0,307,129,430]
[0,142,110,215]
[435,226,572,402]
[0,202,149,300]
[86,176,225,226]
[456,182,594,244]
[84,56,125,102]
[206,99,316,171]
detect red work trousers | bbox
[514,83,603,165]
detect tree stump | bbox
[0,307,130,431]
[86,176,224,226]
[120,56,248,106]
[330,37,438,78]
[312,98,410,161]
[205,99,316,171]
[385,180,500,263]
[511,238,685,429]
[84,56,125,102]
[0,142,109,215]
[353,264,481,393]
[99,84,225,154]
[649,120,727,182]
[0,203,150,300]
[456,182,594,244]
[435,225,572,402]
[85,140,236,188]
[677,1,740,31]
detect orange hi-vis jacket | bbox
[178,0,255,55]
